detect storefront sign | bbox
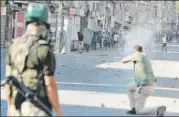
[15,12,25,37]
[0,6,6,15]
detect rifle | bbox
[1,80,6,87]
[1,76,52,117]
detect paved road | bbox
[1,42,179,116]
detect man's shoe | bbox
[157,106,166,117]
[126,108,136,115]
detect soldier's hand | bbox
[56,110,62,116]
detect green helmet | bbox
[25,3,49,26]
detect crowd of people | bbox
[77,31,125,53]
[77,29,179,54]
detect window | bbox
[63,1,68,7]
[79,1,85,9]
[96,3,100,12]
[113,3,117,16]
[69,1,74,7]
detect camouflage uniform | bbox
[5,3,58,116]
[6,32,55,116]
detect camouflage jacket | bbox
[5,33,56,109]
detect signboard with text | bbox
[0,6,6,15]
[15,12,25,38]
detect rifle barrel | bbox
[4,76,52,116]
[0,80,7,87]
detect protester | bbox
[121,45,166,116]
[162,34,167,52]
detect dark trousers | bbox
[99,40,102,48]
[91,41,97,50]
[84,44,90,52]
[162,43,167,52]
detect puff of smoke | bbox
[122,26,158,55]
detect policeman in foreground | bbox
[121,45,166,117]
[4,3,62,116]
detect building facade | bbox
[1,1,177,49]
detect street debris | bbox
[173,100,176,103]
[115,73,119,77]
[101,103,105,108]
[102,60,106,62]
[175,77,178,80]
[57,72,60,75]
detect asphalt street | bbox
[1,42,179,116]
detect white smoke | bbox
[121,25,161,55]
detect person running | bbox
[121,45,166,116]
[4,3,62,116]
